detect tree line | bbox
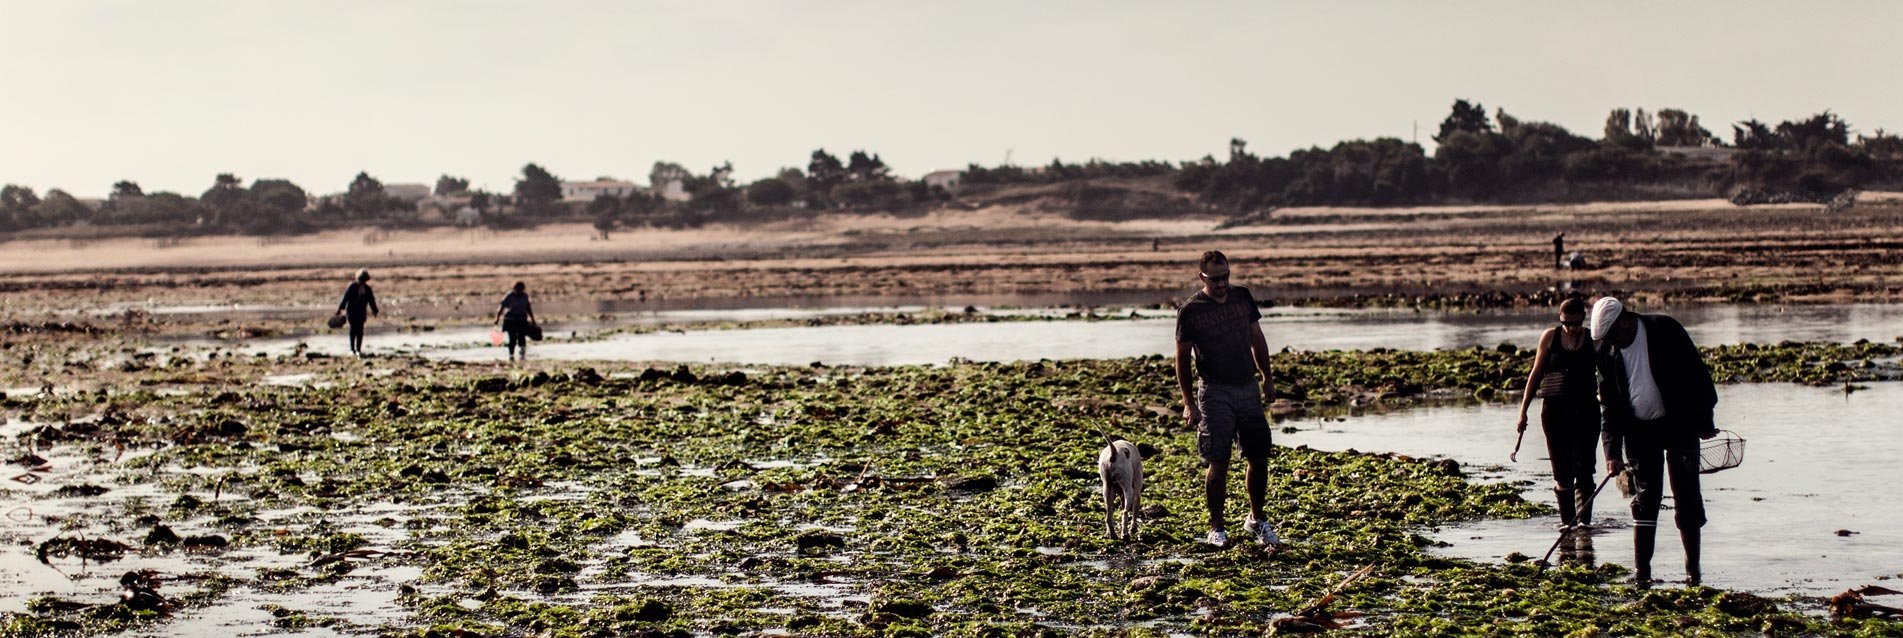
[5,100,1901,236]
[1175,100,1903,209]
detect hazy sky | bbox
[4,1,1898,198]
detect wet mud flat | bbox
[3,349,1902,636]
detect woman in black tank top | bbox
[1514,297,1600,530]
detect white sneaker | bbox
[1246,518,1283,546]
[1205,529,1229,547]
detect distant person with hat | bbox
[493,281,538,361]
[333,268,380,357]
[1590,296,1719,587]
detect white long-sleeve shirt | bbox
[1618,322,1667,420]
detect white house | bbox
[653,178,690,202]
[454,206,482,227]
[922,169,964,192]
[384,183,433,203]
[562,179,639,202]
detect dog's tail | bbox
[1101,431,1122,460]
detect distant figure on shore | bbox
[1552,233,1566,270]
[1514,296,1598,530]
[334,268,380,357]
[1175,250,1282,549]
[1591,297,1720,587]
[494,281,537,361]
[1152,238,1161,252]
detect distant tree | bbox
[1434,129,1512,197]
[649,162,691,195]
[1858,129,1903,158]
[710,161,736,189]
[1633,108,1656,142]
[434,175,470,196]
[469,191,493,212]
[251,179,309,218]
[1733,119,1777,150]
[345,172,390,217]
[1230,138,1251,163]
[746,178,797,206]
[1654,109,1717,147]
[1,184,41,228]
[588,194,621,239]
[1775,111,1851,150]
[1434,99,1493,143]
[846,151,890,182]
[807,149,847,202]
[200,173,253,228]
[514,163,563,215]
[30,189,90,226]
[111,181,144,201]
[1603,108,1632,140]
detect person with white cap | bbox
[1590,296,1719,587]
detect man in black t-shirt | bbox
[1175,250,1281,548]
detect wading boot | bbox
[1574,486,1594,528]
[1681,528,1702,585]
[1633,523,1656,588]
[1555,488,1577,528]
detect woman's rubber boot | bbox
[1555,488,1577,528]
[1681,528,1702,585]
[1633,524,1656,588]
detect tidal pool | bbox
[1277,382,1903,598]
[426,303,1903,366]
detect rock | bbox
[631,599,672,621]
[143,525,182,545]
[181,535,228,549]
[1715,591,1775,616]
[1836,529,1859,537]
[940,475,998,492]
[1141,504,1169,519]
[875,600,933,619]
[795,531,845,551]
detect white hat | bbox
[1589,297,1624,340]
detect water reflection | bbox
[424,303,1903,366]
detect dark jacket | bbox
[338,282,379,320]
[1596,314,1718,463]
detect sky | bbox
[3,1,1899,198]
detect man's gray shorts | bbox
[1197,382,1273,463]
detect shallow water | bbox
[1277,383,1903,598]
[426,303,1903,366]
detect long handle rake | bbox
[1536,470,1619,574]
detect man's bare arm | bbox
[1248,323,1275,402]
[1176,341,1199,424]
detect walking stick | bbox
[1536,470,1619,574]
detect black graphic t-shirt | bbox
[1175,286,1263,386]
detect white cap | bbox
[1589,297,1624,340]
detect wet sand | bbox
[3,196,1902,327]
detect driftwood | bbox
[1271,564,1375,632]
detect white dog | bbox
[1098,433,1158,541]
